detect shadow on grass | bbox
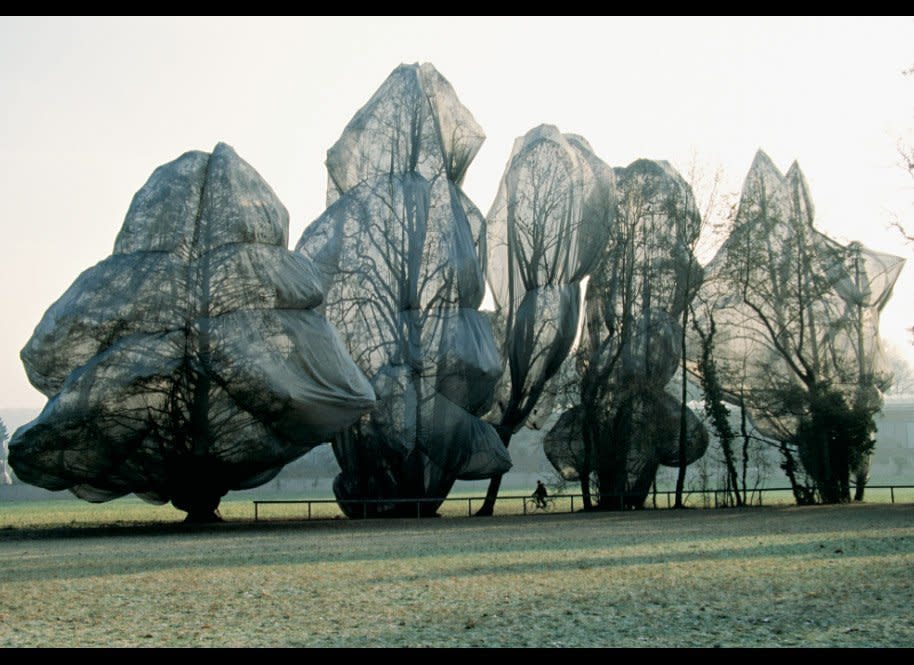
[0,504,911,584]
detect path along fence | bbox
[252,484,914,521]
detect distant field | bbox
[0,502,912,647]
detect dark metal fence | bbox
[252,484,914,521]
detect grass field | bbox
[0,501,912,647]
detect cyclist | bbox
[532,480,549,509]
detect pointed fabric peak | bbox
[114,149,210,255]
[325,62,485,205]
[744,149,786,191]
[750,148,780,174]
[487,125,614,315]
[785,160,815,224]
[114,143,288,256]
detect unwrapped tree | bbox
[476,125,615,515]
[297,63,510,517]
[10,143,375,521]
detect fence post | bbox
[523,498,527,515]
[570,495,574,513]
[891,487,895,504]
[254,502,258,521]
[308,502,312,520]
[468,498,472,517]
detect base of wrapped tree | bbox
[182,508,223,523]
[331,446,461,519]
[172,483,225,523]
[593,498,647,511]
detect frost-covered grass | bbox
[0,503,912,647]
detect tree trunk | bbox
[853,472,866,501]
[475,426,512,517]
[170,455,225,523]
[740,398,750,505]
[779,441,813,505]
[580,431,593,511]
[674,306,689,508]
[580,473,592,511]
[852,254,868,506]
[673,415,687,508]
[174,489,223,523]
[183,507,223,523]
[853,452,870,501]
[594,401,642,511]
[720,439,742,508]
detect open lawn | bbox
[0,502,912,647]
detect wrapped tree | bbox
[694,150,903,503]
[548,159,708,509]
[10,143,375,521]
[476,125,615,515]
[833,241,904,499]
[297,63,510,517]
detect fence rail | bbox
[252,484,914,521]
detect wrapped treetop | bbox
[11,143,375,521]
[298,63,509,517]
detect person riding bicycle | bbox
[532,480,549,509]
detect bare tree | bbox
[670,163,714,508]
[681,160,746,506]
[298,63,510,517]
[9,143,375,521]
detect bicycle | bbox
[524,496,555,513]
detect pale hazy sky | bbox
[1,16,912,408]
